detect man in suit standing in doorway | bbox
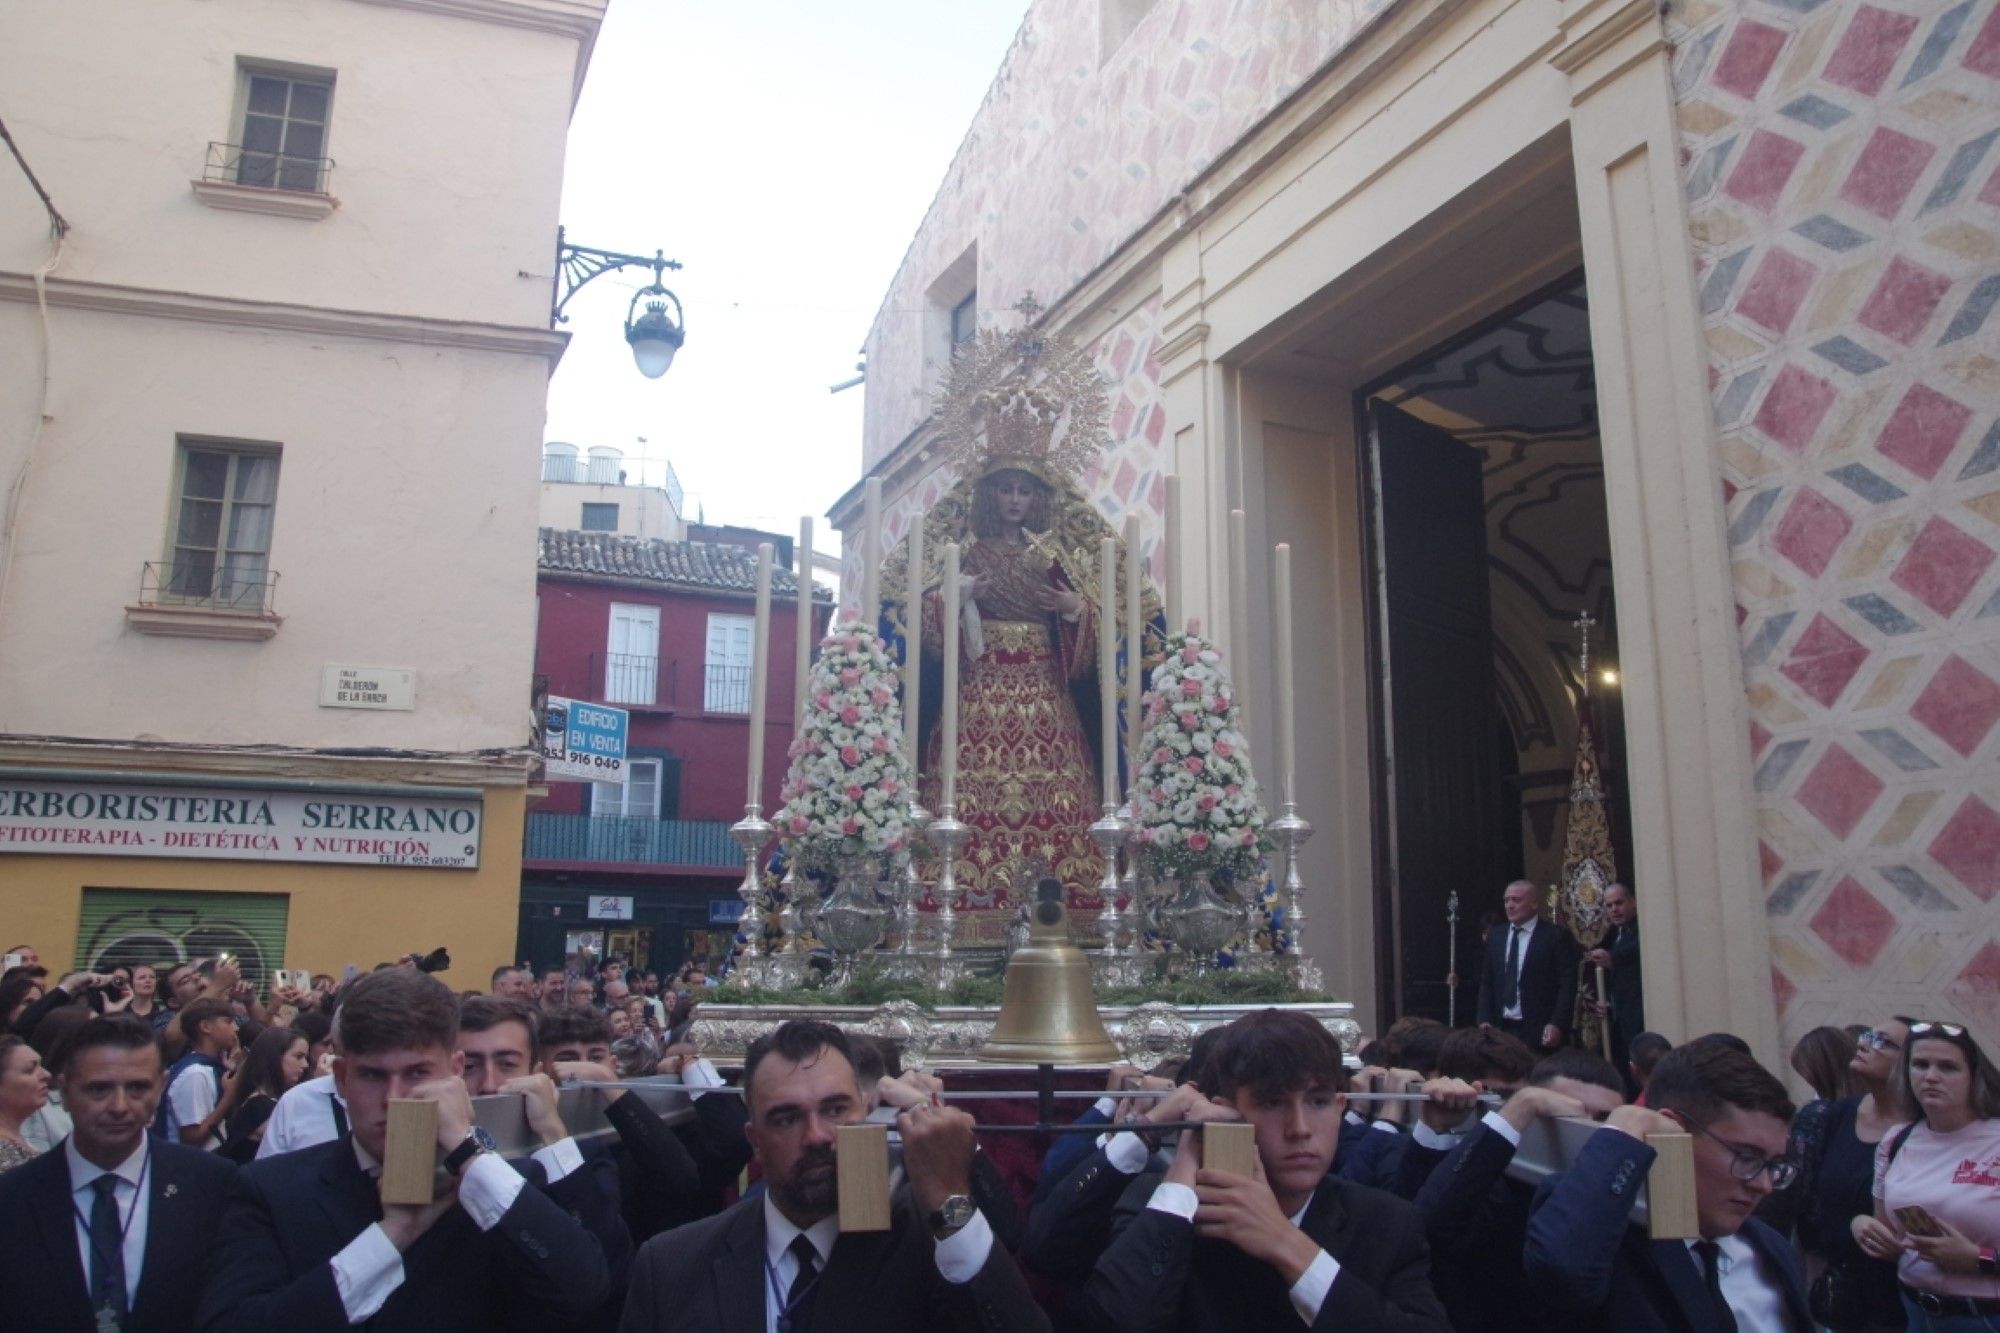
[1583,882,1644,1077]
[1475,879,1578,1055]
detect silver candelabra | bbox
[1265,802,1314,960]
[925,804,970,987]
[727,805,776,980]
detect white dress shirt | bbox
[1684,1234,1793,1332]
[327,1132,583,1323]
[66,1136,152,1310]
[1501,917,1538,1021]
[1147,1180,1339,1324]
[256,1073,347,1159]
[758,1187,994,1333]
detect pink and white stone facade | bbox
[854,0,2000,1049]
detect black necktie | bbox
[1694,1240,1738,1333]
[88,1174,128,1318]
[780,1234,820,1333]
[1503,926,1523,1010]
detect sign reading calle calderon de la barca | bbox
[0,779,482,869]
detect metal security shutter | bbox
[76,888,291,990]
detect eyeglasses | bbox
[1687,1121,1801,1190]
[1860,1030,1902,1053]
[1908,1021,1968,1039]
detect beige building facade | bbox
[841,0,2000,1064]
[0,0,609,982]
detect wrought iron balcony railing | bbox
[204,140,334,195]
[138,560,278,614]
[524,812,738,868]
[600,651,663,707]
[704,663,751,714]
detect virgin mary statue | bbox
[879,307,1163,929]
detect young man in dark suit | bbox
[197,967,613,1331]
[618,1018,1048,1333]
[1410,1048,1626,1333]
[0,1014,236,1332]
[1475,879,1580,1054]
[1078,1008,1452,1332]
[1524,1040,1811,1331]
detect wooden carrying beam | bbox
[381,1098,440,1206]
[1200,1121,1258,1177]
[1502,1115,1698,1239]
[837,1123,892,1232]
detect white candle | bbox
[1163,474,1181,634]
[903,507,925,776]
[747,541,774,808]
[860,477,882,630]
[1099,536,1117,807]
[941,541,961,810]
[795,517,814,723]
[1274,542,1296,807]
[1123,516,1142,786]
[1229,508,1250,733]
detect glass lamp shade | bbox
[626,302,684,379]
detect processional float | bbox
[384,301,1695,1238]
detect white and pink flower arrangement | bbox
[1130,622,1269,881]
[774,619,915,873]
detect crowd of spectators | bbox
[0,936,1994,1331]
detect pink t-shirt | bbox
[1875,1116,2000,1299]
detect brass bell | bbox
[979,880,1120,1065]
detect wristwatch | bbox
[1978,1244,1997,1276]
[442,1125,498,1177]
[928,1194,976,1238]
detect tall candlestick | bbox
[941,540,961,810]
[1229,508,1250,734]
[1123,516,1142,784]
[860,478,882,630]
[1274,542,1296,806]
[747,541,775,807]
[1162,475,1181,634]
[795,517,814,722]
[902,507,925,774]
[1099,536,1118,807]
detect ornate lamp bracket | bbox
[551,225,683,326]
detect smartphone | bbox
[1896,1205,1947,1239]
[341,963,360,982]
[2,952,23,973]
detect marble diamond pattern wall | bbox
[862,0,1394,468]
[1673,0,2000,1046]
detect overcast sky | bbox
[544,1,1031,552]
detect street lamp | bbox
[552,226,685,379]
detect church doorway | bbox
[1356,274,1632,1026]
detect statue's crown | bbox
[935,294,1108,486]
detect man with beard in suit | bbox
[618,1018,1046,1332]
[0,1015,236,1331]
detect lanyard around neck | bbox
[70,1147,151,1263]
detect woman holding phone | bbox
[1853,1020,2000,1330]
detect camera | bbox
[411,947,451,974]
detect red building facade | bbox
[519,528,832,974]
